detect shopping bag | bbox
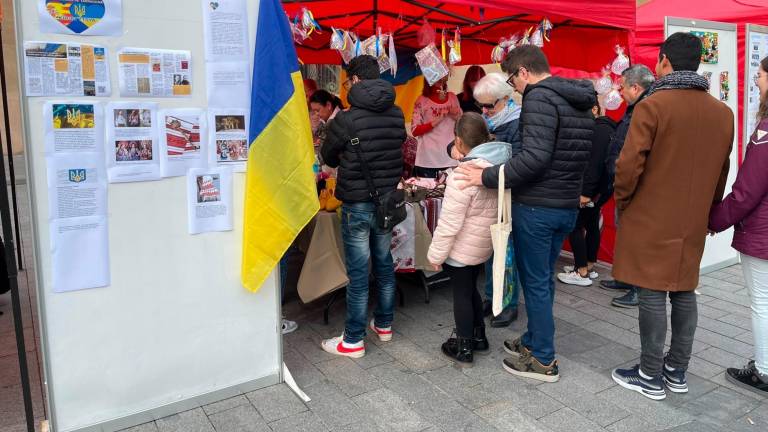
[490,164,512,317]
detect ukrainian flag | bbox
[242,0,319,292]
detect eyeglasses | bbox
[505,67,524,87]
[475,99,501,110]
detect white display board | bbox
[14,1,282,431]
[745,24,768,155]
[665,18,740,273]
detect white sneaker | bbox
[557,271,593,287]
[281,319,298,335]
[369,319,393,342]
[563,265,598,279]
[321,335,365,358]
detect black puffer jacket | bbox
[604,89,648,195]
[481,77,595,208]
[583,116,617,203]
[322,79,406,203]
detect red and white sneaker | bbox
[369,319,393,342]
[321,335,365,358]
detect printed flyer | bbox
[24,41,111,97]
[117,48,193,97]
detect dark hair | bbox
[346,55,380,80]
[593,93,602,116]
[501,45,550,75]
[309,90,344,110]
[659,33,702,72]
[462,66,486,101]
[455,112,491,149]
[758,57,768,123]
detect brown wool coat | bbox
[612,89,733,292]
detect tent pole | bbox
[0,25,34,432]
[373,0,378,32]
[394,2,445,36]
[401,0,475,25]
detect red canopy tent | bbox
[636,0,768,161]
[283,0,636,76]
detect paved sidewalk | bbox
[121,262,767,432]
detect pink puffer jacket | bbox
[428,168,498,266]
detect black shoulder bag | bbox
[340,114,406,231]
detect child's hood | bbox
[462,141,513,166]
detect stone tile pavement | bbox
[120,262,767,432]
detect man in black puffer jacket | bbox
[320,55,406,358]
[456,45,595,383]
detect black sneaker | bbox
[612,287,639,308]
[612,365,666,400]
[600,279,632,291]
[502,353,560,383]
[726,361,768,395]
[662,361,688,393]
[472,326,490,355]
[490,306,518,328]
[441,336,473,366]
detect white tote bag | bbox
[490,164,512,316]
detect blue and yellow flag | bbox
[242,0,319,292]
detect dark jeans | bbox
[638,288,698,377]
[569,205,601,269]
[341,202,396,344]
[514,203,578,365]
[412,166,448,179]
[444,263,484,338]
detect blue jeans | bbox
[341,202,396,344]
[513,203,577,365]
[484,249,520,311]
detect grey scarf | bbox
[647,70,709,96]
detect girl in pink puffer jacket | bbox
[428,112,513,365]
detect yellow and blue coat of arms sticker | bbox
[46,0,106,34]
[68,169,87,183]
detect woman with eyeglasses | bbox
[709,56,768,395]
[411,76,462,178]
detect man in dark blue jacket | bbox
[456,45,595,382]
[599,65,655,308]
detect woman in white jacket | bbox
[428,112,513,365]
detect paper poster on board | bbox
[38,0,123,36]
[46,153,110,293]
[23,42,111,97]
[187,167,234,234]
[105,101,161,182]
[202,0,249,62]
[117,48,192,97]
[208,108,250,172]
[44,101,104,154]
[159,108,208,177]
[206,61,251,109]
[747,29,768,139]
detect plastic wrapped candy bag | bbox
[611,45,630,75]
[330,27,344,51]
[389,32,398,77]
[541,18,553,42]
[594,66,613,95]
[446,29,461,65]
[415,43,449,86]
[530,25,544,47]
[491,41,506,64]
[339,32,357,64]
[604,86,623,111]
[291,18,309,44]
[300,7,321,36]
[417,19,435,47]
[520,27,533,45]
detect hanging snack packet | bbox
[415,43,449,86]
[530,25,544,47]
[339,31,357,64]
[604,85,623,111]
[330,27,344,50]
[595,66,613,95]
[389,32,398,77]
[541,18,553,42]
[448,28,462,65]
[417,19,436,47]
[300,8,322,35]
[611,45,630,75]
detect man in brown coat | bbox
[610,33,733,400]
